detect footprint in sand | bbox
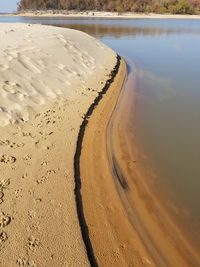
[16,257,37,267]
[36,176,47,185]
[36,169,56,185]
[0,179,10,204]
[3,80,18,92]
[46,170,56,176]
[28,236,39,251]
[27,189,34,196]
[15,189,22,199]
[27,222,40,232]
[0,191,4,204]
[22,132,35,139]
[23,155,32,161]
[0,231,8,246]
[0,139,24,149]
[0,212,11,228]
[0,154,16,164]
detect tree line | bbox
[18,0,200,14]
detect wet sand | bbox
[80,59,153,266]
[80,62,200,266]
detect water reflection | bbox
[56,23,200,38]
[1,16,200,38]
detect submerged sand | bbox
[0,24,116,266]
[80,59,154,267]
[80,59,200,266]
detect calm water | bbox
[1,16,200,246]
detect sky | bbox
[0,0,18,13]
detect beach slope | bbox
[0,23,117,267]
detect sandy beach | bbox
[8,11,200,19]
[1,18,200,267]
[0,23,117,267]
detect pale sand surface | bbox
[0,24,116,266]
[11,11,200,19]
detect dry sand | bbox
[0,23,117,267]
[13,11,200,19]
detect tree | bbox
[17,0,199,14]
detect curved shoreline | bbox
[0,24,117,267]
[107,63,199,266]
[79,59,154,266]
[74,55,121,267]
[109,64,200,266]
[79,59,200,266]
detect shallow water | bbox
[1,16,200,250]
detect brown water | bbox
[61,19,200,253]
[109,62,200,266]
[1,16,200,254]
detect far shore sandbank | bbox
[2,11,200,19]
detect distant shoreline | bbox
[1,11,200,19]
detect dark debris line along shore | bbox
[73,54,121,267]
